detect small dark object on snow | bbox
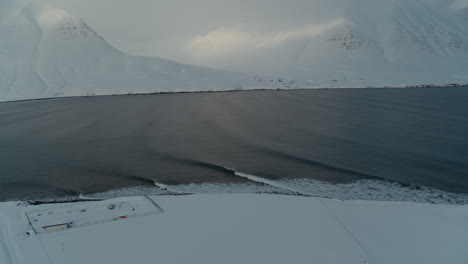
[80,209,86,213]
[108,204,116,210]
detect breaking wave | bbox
[63,169,468,205]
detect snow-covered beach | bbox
[1,0,468,263]
[1,194,467,264]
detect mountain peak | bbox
[1,1,467,102]
[0,4,308,102]
[35,7,97,40]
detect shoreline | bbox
[4,177,468,206]
[1,83,467,104]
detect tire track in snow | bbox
[320,200,375,264]
[144,195,164,213]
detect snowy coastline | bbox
[2,84,467,105]
[5,176,468,206]
[1,1,467,263]
[2,177,468,263]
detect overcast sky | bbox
[28,0,468,73]
[42,0,342,59]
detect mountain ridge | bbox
[272,0,468,86]
[1,1,468,102]
[0,5,312,102]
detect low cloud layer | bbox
[186,19,346,57]
[37,7,71,26]
[450,0,468,9]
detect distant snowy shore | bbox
[2,83,467,104]
[2,1,468,102]
[1,194,467,264]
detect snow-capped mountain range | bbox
[1,0,467,102]
[274,0,468,87]
[0,4,312,102]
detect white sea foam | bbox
[280,178,468,205]
[79,176,468,205]
[79,186,169,200]
[161,182,290,195]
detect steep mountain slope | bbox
[0,5,310,102]
[1,0,467,102]
[268,0,468,87]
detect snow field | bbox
[1,194,467,264]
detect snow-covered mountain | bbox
[0,4,311,102]
[285,0,468,87]
[1,0,468,102]
[217,0,468,88]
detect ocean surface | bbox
[1,87,467,202]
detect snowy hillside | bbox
[1,1,468,102]
[0,4,311,102]
[289,0,468,87]
[243,0,468,87]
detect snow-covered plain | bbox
[1,194,467,264]
[1,0,468,102]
